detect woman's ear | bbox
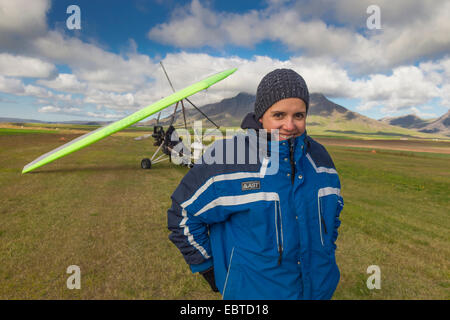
[258,118,263,123]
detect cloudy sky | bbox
[0,0,449,122]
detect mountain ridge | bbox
[147,92,363,126]
[2,93,449,137]
[380,111,450,136]
[146,92,449,137]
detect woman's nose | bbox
[283,117,296,131]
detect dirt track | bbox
[315,138,450,154]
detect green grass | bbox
[326,145,450,160]
[0,132,448,299]
[0,128,59,135]
[329,146,449,299]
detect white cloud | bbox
[354,66,440,105]
[372,1,450,68]
[0,0,48,33]
[352,58,450,115]
[84,89,138,111]
[31,31,159,93]
[86,111,125,119]
[142,52,449,118]
[1,47,448,121]
[37,73,87,93]
[295,0,438,28]
[0,0,49,50]
[288,56,355,97]
[0,75,26,95]
[0,75,68,101]
[407,106,437,119]
[1,0,448,122]
[147,0,450,74]
[38,105,114,120]
[38,105,61,113]
[0,53,56,78]
[148,0,224,48]
[146,1,370,71]
[357,101,380,112]
[24,84,53,99]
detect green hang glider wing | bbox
[22,68,237,174]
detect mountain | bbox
[380,112,450,136]
[0,117,47,124]
[418,110,450,136]
[379,114,433,129]
[145,92,254,127]
[308,93,348,116]
[146,92,363,126]
[3,93,448,138]
[146,92,449,138]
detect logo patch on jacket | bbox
[241,181,260,191]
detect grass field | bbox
[0,128,449,299]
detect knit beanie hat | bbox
[254,68,309,119]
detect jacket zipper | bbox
[321,216,328,234]
[275,201,283,265]
[318,197,328,246]
[288,138,295,184]
[277,138,295,265]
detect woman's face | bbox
[258,98,307,140]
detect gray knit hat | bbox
[254,68,309,119]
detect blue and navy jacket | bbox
[167,113,344,300]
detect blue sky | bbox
[0,0,449,122]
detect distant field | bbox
[314,137,450,155]
[0,130,448,299]
[306,114,449,140]
[0,122,152,134]
[2,121,449,141]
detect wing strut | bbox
[159,61,219,129]
[145,62,218,169]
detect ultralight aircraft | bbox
[21,64,236,174]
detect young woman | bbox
[167,69,344,300]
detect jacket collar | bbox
[240,112,263,130]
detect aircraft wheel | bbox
[141,158,152,169]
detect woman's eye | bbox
[295,113,305,119]
[273,113,283,118]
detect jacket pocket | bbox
[222,247,244,300]
[317,188,343,251]
[244,196,281,256]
